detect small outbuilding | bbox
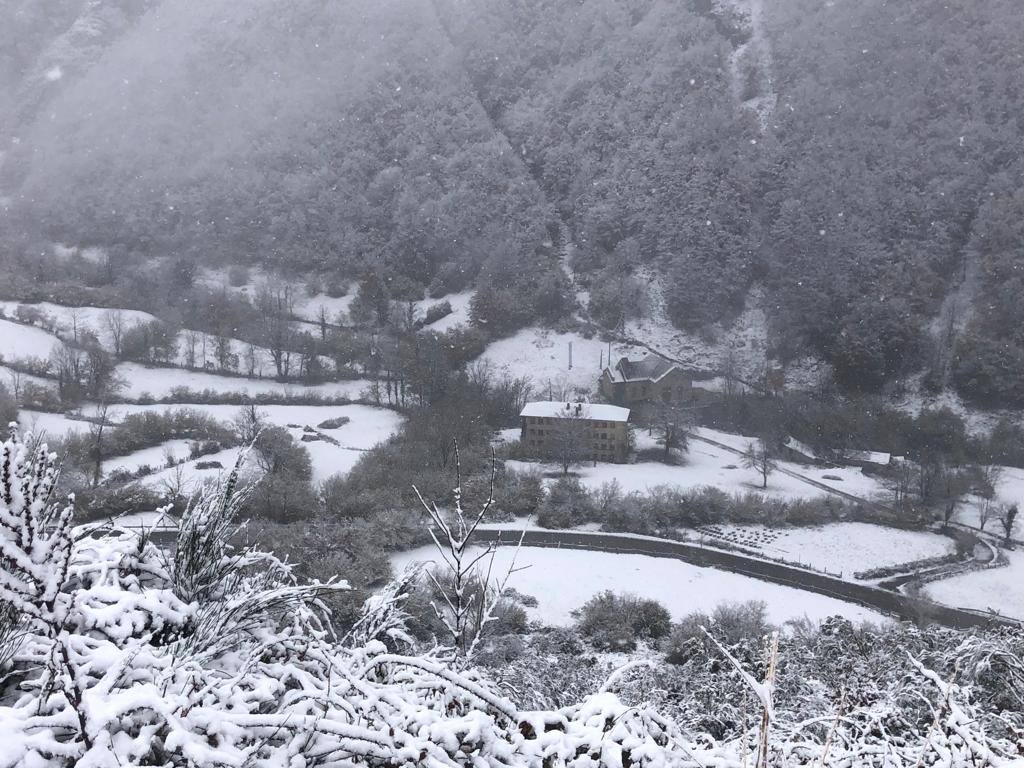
[599,354,693,414]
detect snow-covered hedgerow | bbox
[0,427,1022,767]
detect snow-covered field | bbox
[18,409,92,438]
[0,301,156,350]
[694,522,955,578]
[103,439,194,476]
[170,330,283,376]
[507,432,887,502]
[107,402,369,425]
[924,549,1024,621]
[996,466,1024,508]
[113,362,370,400]
[948,466,1024,532]
[477,328,644,394]
[392,544,887,626]
[694,427,888,498]
[293,287,357,324]
[0,318,65,359]
[110,403,402,486]
[287,404,404,482]
[142,446,247,495]
[419,291,474,332]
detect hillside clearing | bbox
[477,328,644,394]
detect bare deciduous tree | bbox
[413,442,522,659]
[183,330,201,369]
[66,307,85,344]
[547,402,594,475]
[652,400,691,460]
[720,345,741,398]
[104,310,126,357]
[233,403,266,445]
[88,403,111,488]
[743,437,778,489]
[978,500,996,532]
[6,368,23,401]
[256,283,295,378]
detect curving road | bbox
[475,527,1018,631]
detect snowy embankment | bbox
[2,429,1017,768]
[17,409,92,437]
[924,549,1024,622]
[113,361,370,400]
[0,364,57,390]
[0,318,65,359]
[392,544,887,626]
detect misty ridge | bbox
[0,1,1024,767]
[2,0,1023,401]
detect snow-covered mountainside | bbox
[5,0,1024,404]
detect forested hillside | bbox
[2,0,1023,403]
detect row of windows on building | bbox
[525,417,623,428]
[528,438,614,456]
[528,434,614,444]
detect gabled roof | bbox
[520,401,630,422]
[604,353,680,383]
[844,449,892,466]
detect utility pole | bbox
[568,341,573,369]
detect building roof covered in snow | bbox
[784,436,823,462]
[520,401,630,422]
[844,449,893,466]
[603,353,681,383]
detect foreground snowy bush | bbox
[1,427,1022,767]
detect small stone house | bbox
[599,354,693,412]
[519,401,631,463]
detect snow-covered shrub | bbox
[574,592,672,651]
[404,565,529,644]
[665,601,772,666]
[536,475,596,529]
[0,427,74,631]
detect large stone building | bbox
[519,401,631,464]
[598,354,693,412]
